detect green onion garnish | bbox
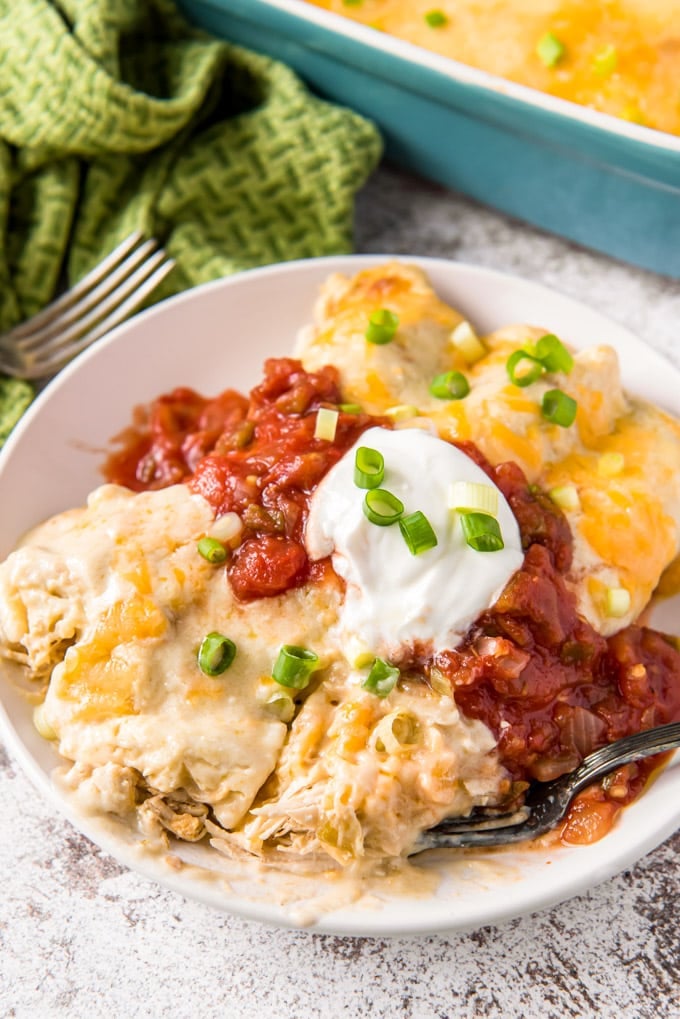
[549,484,580,511]
[354,446,385,489]
[198,632,237,676]
[592,44,617,76]
[399,510,438,555]
[541,388,578,427]
[459,512,505,552]
[197,536,228,563]
[339,403,363,414]
[450,321,486,364]
[363,488,404,526]
[506,350,544,387]
[537,31,565,68]
[429,370,470,400]
[424,9,448,28]
[534,334,574,374]
[365,308,399,345]
[362,657,400,697]
[314,407,339,441]
[448,480,498,516]
[272,644,320,689]
[605,586,631,618]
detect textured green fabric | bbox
[0,0,382,442]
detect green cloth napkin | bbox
[0,0,382,443]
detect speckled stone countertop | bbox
[2,165,680,1019]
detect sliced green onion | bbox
[343,0,363,5]
[459,512,505,552]
[549,484,581,511]
[606,586,631,618]
[272,644,320,689]
[506,350,544,387]
[534,334,574,374]
[384,403,419,421]
[542,388,578,427]
[363,488,404,526]
[354,446,385,489]
[598,451,624,477]
[208,512,243,545]
[399,510,438,555]
[365,308,399,345]
[198,632,237,676]
[314,407,339,441]
[257,686,296,722]
[345,636,375,669]
[362,657,400,697]
[592,44,617,76]
[197,536,228,563]
[429,370,470,400]
[450,321,486,364]
[339,403,363,414]
[448,480,498,516]
[424,9,448,27]
[537,31,565,67]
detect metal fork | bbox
[0,232,175,380]
[412,721,680,854]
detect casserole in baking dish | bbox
[178,0,680,277]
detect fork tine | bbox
[7,232,146,340]
[28,258,175,378]
[15,239,160,354]
[26,251,172,365]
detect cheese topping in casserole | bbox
[305,0,680,136]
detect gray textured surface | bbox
[2,164,680,1019]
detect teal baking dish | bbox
[178,0,680,277]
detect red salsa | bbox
[105,358,680,844]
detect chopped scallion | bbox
[197,536,228,563]
[598,451,624,477]
[362,657,400,697]
[424,9,448,27]
[354,446,385,489]
[450,320,486,364]
[537,31,565,68]
[399,510,438,555]
[384,403,419,421]
[506,350,543,387]
[363,488,404,526]
[272,644,320,689]
[534,334,574,374]
[606,586,631,618]
[448,480,498,516]
[198,632,237,676]
[314,407,339,441]
[541,388,578,427]
[429,370,470,400]
[459,511,505,552]
[339,403,363,414]
[549,484,580,511]
[365,308,399,345]
[592,44,618,76]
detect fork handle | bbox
[565,720,680,795]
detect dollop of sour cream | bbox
[305,427,524,659]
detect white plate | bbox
[1,256,679,936]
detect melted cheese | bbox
[305,0,680,136]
